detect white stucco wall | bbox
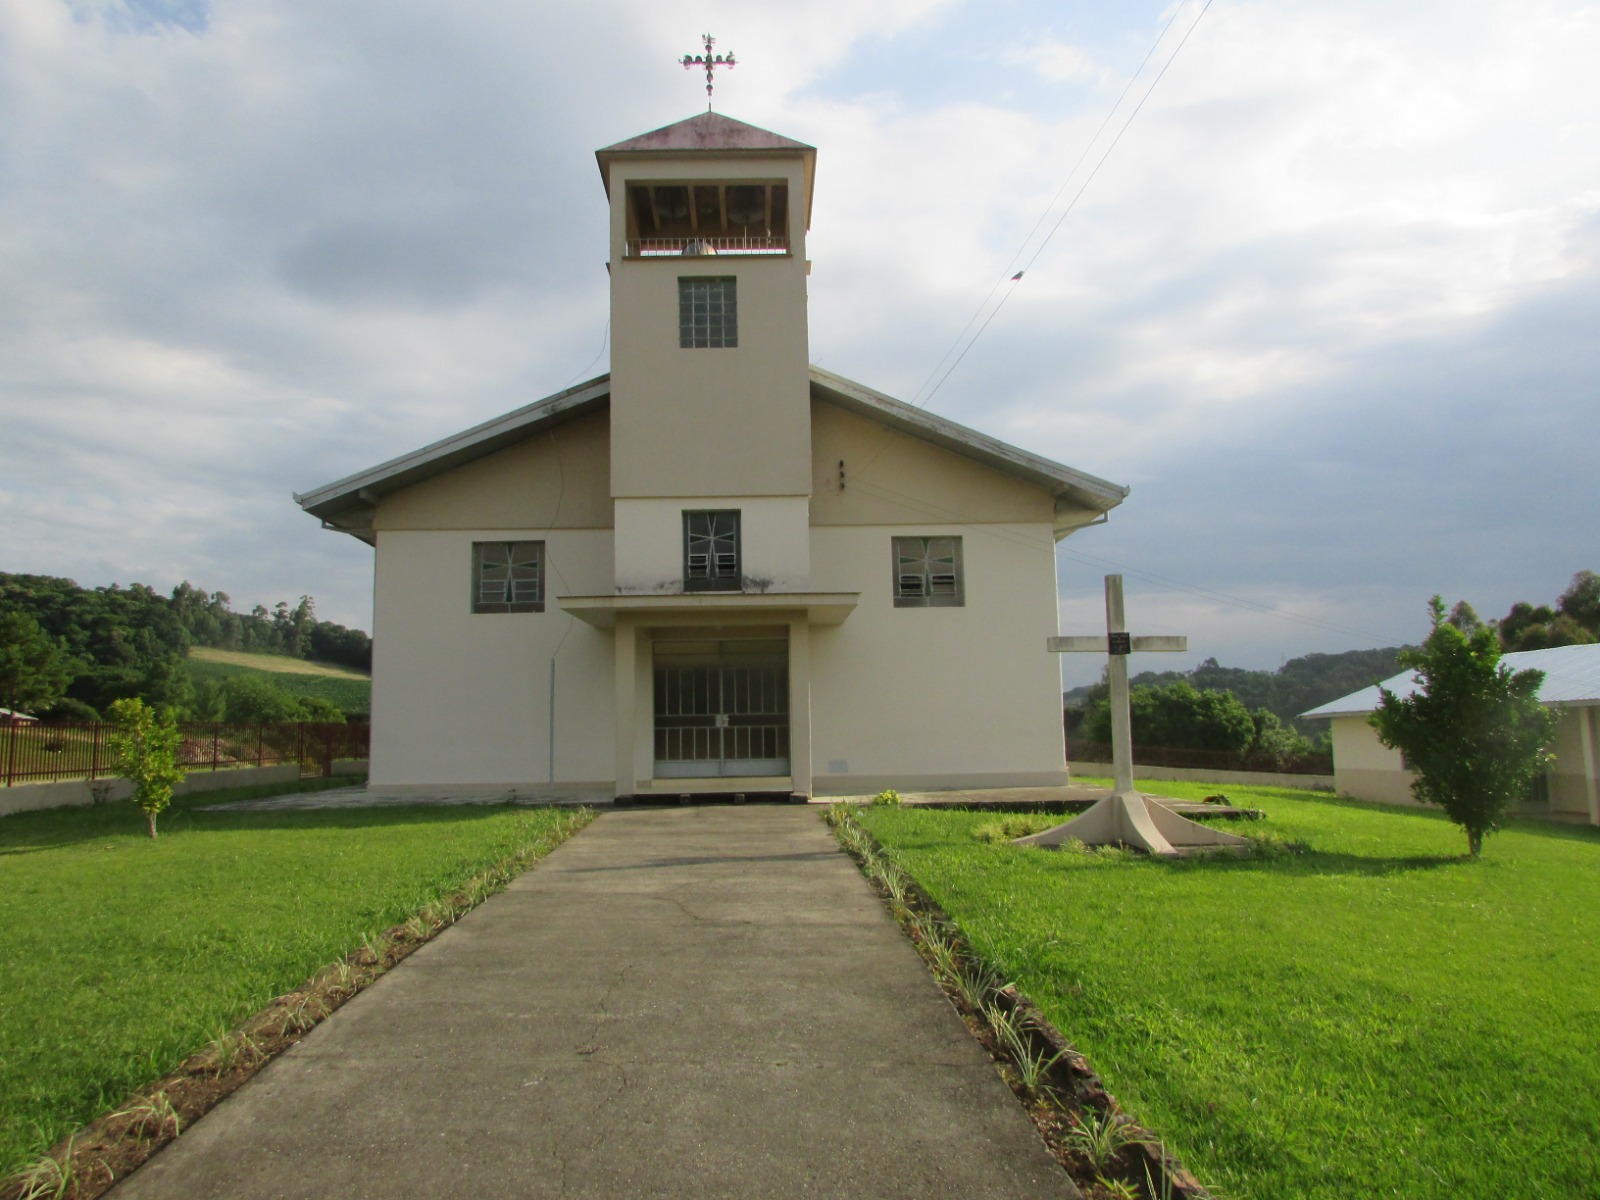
[369,529,616,791]
[1329,715,1421,807]
[808,523,1067,790]
[1329,708,1599,824]
[607,155,813,500]
[613,496,811,594]
[1547,704,1600,820]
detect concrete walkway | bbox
[109,806,1075,1199]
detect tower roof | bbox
[596,112,817,226]
[597,112,813,156]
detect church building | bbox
[296,112,1129,800]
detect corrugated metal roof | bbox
[1302,642,1600,718]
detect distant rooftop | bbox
[1302,643,1600,718]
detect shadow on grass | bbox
[1253,789,1600,847]
[1152,846,1467,878]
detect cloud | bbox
[0,0,1595,663]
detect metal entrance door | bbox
[653,639,790,778]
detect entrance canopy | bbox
[559,591,858,628]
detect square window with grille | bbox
[892,536,964,607]
[472,541,544,613]
[684,511,741,592]
[679,277,738,348]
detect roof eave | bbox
[294,374,610,525]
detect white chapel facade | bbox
[297,112,1129,799]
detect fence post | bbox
[212,723,220,772]
[257,724,264,769]
[4,719,16,787]
[298,722,306,776]
[90,722,102,781]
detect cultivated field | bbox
[858,783,1600,1200]
[184,648,371,715]
[187,647,368,679]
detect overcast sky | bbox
[2,0,1596,687]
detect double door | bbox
[653,638,789,778]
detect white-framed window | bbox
[679,276,737,348]
[472,541,544,613]
[893,536,963,607]
[684,511,741,592]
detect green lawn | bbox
[0,784,588,1177]
[857,783,1600,1200]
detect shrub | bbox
[37,697,101,724]
[106,698,187,839]
[1373,596,1556,856]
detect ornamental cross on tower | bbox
[681,34,735,110]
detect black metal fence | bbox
[1067,738,1333,777]
[1,721,370,787]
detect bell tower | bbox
[596,113,817,593]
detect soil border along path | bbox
[827,803,1213,1200]
[100,805,1078,1200]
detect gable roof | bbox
[1301,643,1600,718]
[294,369,1128,542]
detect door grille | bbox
[653,639,789,777]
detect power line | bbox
[560,319,610,392]
[907,1,1190,410]
[914,0,1217,411]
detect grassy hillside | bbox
[185,647,371,716]
[188,647,368,679]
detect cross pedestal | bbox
[1019,574,1249,858]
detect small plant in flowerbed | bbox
[0,804,594,1200]
[824,803,1208,1200]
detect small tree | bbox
[107,698,187,838]
[1372,596,1556,857]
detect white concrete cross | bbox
[1050,574,1185,798]
[1022,573,1249,857]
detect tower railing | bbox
[625,236,788,257]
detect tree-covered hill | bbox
[1060,568,1598,741]
[0,572,370,720]
[1065,645,1410,734]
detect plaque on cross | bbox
[1024,573,1249,857]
